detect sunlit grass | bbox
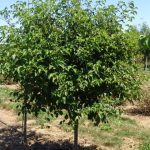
[0,87,150,150]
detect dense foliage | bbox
[0,0,142,147]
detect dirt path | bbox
[127,115,150,128]
[0,109,18,128]
[123,105,150,129]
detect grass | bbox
[139,143,150,150]
[60,116,150,150]
[78,117,137,149]
[0,87,49,125]
[0,87,15,109]
[0,87,150,150]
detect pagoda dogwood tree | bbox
[0,0,141,149]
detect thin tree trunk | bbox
[144,54,148,71]
[73,119,79,150]
[23,100,27,145]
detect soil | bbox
[0,109,99,150]
[0,84,19,90]
[0,85,150,150]
[0,109,17,127]
[0,106,149,150]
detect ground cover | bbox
[0,85,150,150]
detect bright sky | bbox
[0,0,150,28]
[106,0,150,28]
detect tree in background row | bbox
[140,22,150,35]
[0,0,142,149]
[125,23,150,71]
[139,35,150,71]
[139,23,150,70]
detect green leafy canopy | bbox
[0,0,141,125]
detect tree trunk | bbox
[73,119,79,150]
[144,54,148,71]
[22,100,27,145]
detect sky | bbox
[106,0,150,28]
[0,0,150,28]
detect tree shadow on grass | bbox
[0,125,99,150]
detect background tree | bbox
[139,35,150,70]
[0,0,142,149]
[125,25,140,61]
[138,23,150,70]
[140,22,150,35]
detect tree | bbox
[0,0,61,144]
[139,35,150,70]
[140,22,150,35]
[0,0,141,149]
[138,23,150,70]
[125,25,143,67]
